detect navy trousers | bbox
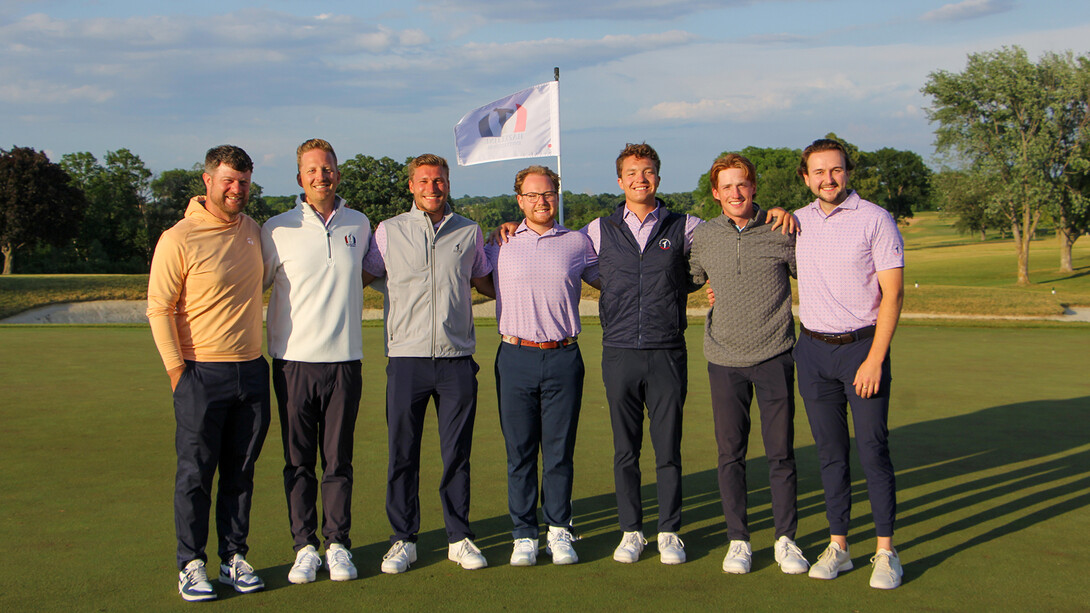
[602,346,686,533]
[708,350,798,542]
[273,359,362,551]
[495,341,584,539]
[385,356,478,544]
[173,357,270,570]
[795,333,896,537]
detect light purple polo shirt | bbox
[795,191,904,333]
[485,220,599,342]
[582,202,702,254]
[362,212,491,279]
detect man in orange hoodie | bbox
[147,145,270,602]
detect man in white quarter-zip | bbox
[261,138,371,585]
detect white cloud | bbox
[642,94,794,121]
[921,0,1014,23]
[417,0,753,21]
[0,80,114,104]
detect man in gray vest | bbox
[362,153,495,574]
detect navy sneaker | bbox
[178,559,217,602]
[219,554,265,593]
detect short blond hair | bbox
[407,153,449,181]
[296,138,337,168]
[514,165,560,194]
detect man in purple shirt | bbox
[793,139,905,589]
[485,165,600,567]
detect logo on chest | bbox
[344,234,357,248]
[658,238,672,250]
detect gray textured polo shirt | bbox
[689,207,796,367]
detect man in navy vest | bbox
[581,143,703,564]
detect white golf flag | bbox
[454,81,560,166]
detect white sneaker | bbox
[218,554,264,593]
[381,540,417,574]
[613,531,646,563]
[326,543,357,581]
[869,549,903,589]
[287,545,322,584]
[546,526,578,565]
[657,532,686,565]
[510,538,538,566]
[178,559,217,602]
[774,536,809,575]
[721,540,752,574]
[808,542,852,579]
[448,538,488,570]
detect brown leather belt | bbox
[800,324,876,345]
[501,335,577,349]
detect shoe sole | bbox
[219,576,264,593]
[722,565,750,574]
[808,561,853,580]
[287,573,315,584]
[613,553,639,563]
[179,588,217,602]
[329,572,358,581]
[661,557,686,565]
[450,559,487,570]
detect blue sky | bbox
[3,0,1089,199]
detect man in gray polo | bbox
[689,153,808,577]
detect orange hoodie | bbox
[147,196,264,371]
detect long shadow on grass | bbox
[331,395,1088,579]
[458,396,1090,577]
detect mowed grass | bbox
[0,323,1087,611]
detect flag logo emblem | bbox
[479,105,527,137]
[454,81,560,166]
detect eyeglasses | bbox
[519,191,558,203]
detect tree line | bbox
[2,46,1088,283]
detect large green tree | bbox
[854,148,931,221]
[923,46,1090,283]
[933,168,1007,241]
[0,147,86,274]
[61,149,152,271]
[337,155,412,228]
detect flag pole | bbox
[554,66,565,226]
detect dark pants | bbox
[385,356,478,544]
[602,346,686,533]
[173,357,270,570]
[495,342,584,539]
[708,351,798,542]
[795,333,896,537]
[273,359,362,551]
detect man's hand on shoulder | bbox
[487,221,520,245]
[767,207,799,235]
